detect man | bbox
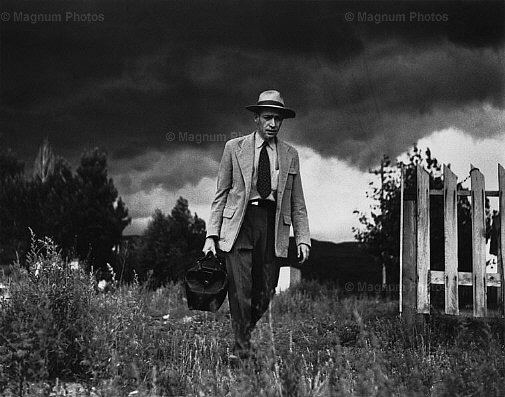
[203,90,311,358]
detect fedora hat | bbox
[246,90,296,119]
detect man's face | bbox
[255,109,283,141]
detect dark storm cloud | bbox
[287,40,504,166]
[108,148,220,197]
[1,1,504,190]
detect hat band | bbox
[257,100,285,108]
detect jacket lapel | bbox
[237,132,255,200]
[277,139,292,202]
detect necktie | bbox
[257,141,271,199]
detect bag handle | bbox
[196,251,224,272]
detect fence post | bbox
[498,164,505,317]
[444,166,459,315]
[402,200,417,323]
[417,165,430,314]
[471,166,487,317]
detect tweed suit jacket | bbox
[206,131,311,258]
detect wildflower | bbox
[98,280,108,291]
[0,282,10,301]
[69,260,80,271]
[34,261,42,277]
[106,263,117,284]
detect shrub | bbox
[0,233,95,390]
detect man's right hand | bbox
[202,236,217,255]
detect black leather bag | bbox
[184,251,228,312]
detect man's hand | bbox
[202,236,217,255]
[297,243,310,264]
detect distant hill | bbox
[283,238,381,289]
[122,235,381,289]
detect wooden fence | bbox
[401,164,505,318]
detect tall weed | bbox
[0,234,95,391]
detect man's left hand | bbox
[297,243,310,264]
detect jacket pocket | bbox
[223,207,236,219]
[283,214,292,225]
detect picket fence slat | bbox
[417,165,430,314]
[402,201,417,320]
[444,166,459,315]
[499,164,505,317]
[471,166,487,317]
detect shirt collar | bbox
[254,131,276,150]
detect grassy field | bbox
[1,240,505,396]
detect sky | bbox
[1,0,504,243]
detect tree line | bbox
[0,140,206,285]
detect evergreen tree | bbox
[0,144,130,274]
[0,149,24,183]
[33,138,55,183]
[29,157,80,258]
[74,148,131,273]
[135,209,172,284]
[0,149,28,267]
[136,197,206,287]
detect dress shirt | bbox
[249,131,279,202]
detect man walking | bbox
[203,90,311,358]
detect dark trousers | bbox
[223,202,279,351]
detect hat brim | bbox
[245,105,296,119]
